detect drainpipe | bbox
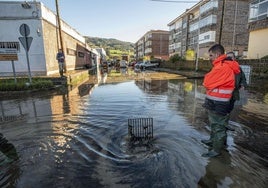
[232,0,238,50]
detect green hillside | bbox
[85,36,135,61]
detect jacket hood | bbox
[213,54,240,74]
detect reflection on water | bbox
[0,133,20,187]
[0,73,267,187]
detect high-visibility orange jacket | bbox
[203,54,240,101]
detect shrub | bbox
[169,54,185,63]
[0,78,53,91]
[261,55,268,60]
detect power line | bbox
[150,0,216,3]
[150,0,199,3]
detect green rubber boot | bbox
[202,111,228,157]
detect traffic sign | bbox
[18,23,33,83]
[19,37,33,52]
[19,24,30,37]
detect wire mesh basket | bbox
[128,117,153,141]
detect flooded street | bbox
[0,70,267,188]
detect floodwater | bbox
[0,70,268,188]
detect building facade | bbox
[0,1,98,77]
[135,30,169,61]
[247,0,268,59]
[168,0,249,59]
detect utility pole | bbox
[55,0,66,73]
[218,0,225,44]
[195,7,201,72]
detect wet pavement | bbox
[0,69,267,187]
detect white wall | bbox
[0,2,46,75]
[0,1,87,76]
[40,4,85,44]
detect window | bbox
[200,0,218,14]
[169,44,175,50]
[175,19,182,29]
[174,31,182,39]
[182,22,187,29]
[145,41,152,47]
[199,15,217,28]
[204,35,210,40]
[145,33,152,40]
[189,36,199,45]
[249,0,268,22]
[145,48,152,53]
[199,31,216,44]
[189,14,217,32]
[259,1,268,14]
[189,37,194,45]
[189,22,199,32]
[78,51,84,58]
[243,51,248,57]
[169,24,175,31]
[175,42,181,49]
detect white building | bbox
[0,1,97,77]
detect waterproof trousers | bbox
[58,62,64,77]
[208,110,228,153]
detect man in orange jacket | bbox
[202,44,240,157]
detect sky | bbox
[5,0,197,43]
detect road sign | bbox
[0,54,18,61]
[19,24,30,37]
[18,23,33,83]
[19,37,33,52]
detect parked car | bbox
[140,61,159,70]
[134,61,143,68]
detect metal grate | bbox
[128,118,153,141]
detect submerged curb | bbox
[154,68,205,79]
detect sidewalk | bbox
[155,68,206,79]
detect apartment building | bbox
[135,30,169,61]
[168,0,249,59]
[247,0,268,59]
